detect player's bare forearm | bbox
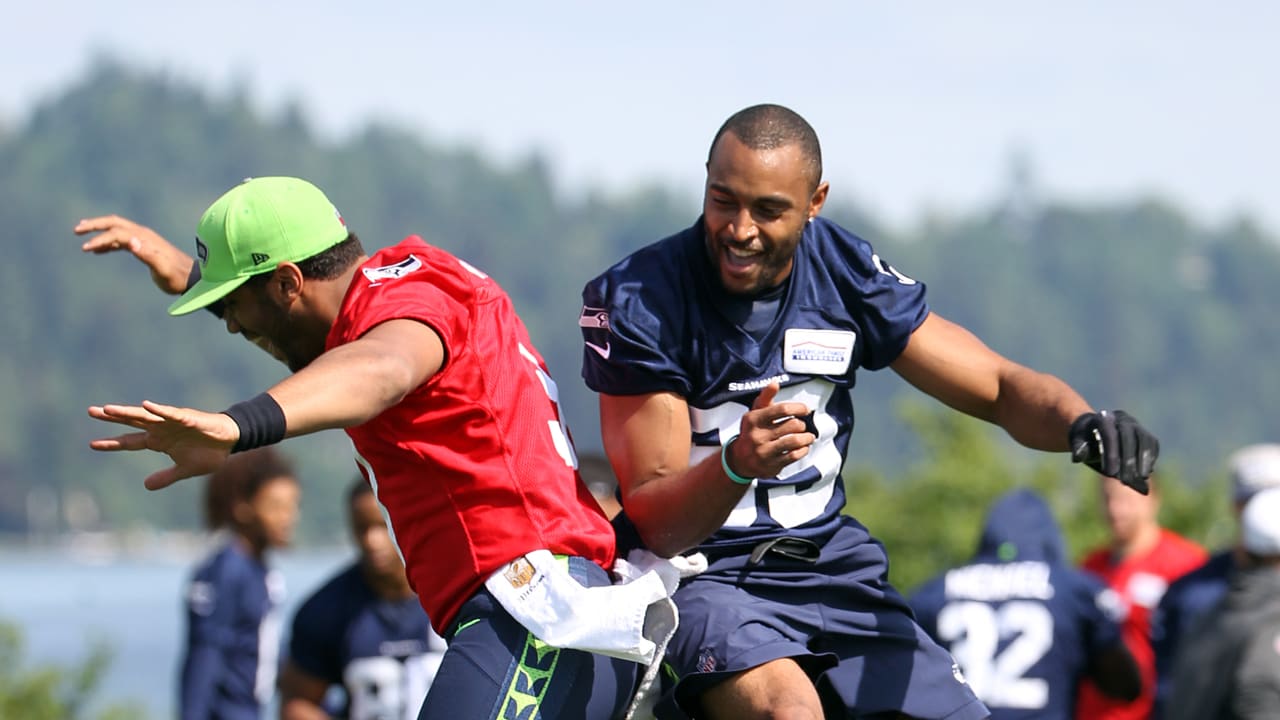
[270,319,444,436]
[990,364,1092,451]
[600,389,812,557]
[892,313,1089,452]
[601,392,747,556]
[623,454,750,557]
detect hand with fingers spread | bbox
[724,382,818,481]
[75,214,195,295]
[88,400,239,490]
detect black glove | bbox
[1069,410,1159,495]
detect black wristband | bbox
[222,393,287,453]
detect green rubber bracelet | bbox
[721,436,754,485]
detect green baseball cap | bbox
[168,177,349,316]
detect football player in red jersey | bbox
[78,177,641,719]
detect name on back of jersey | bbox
[945,561,1055,601]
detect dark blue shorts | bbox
[418,556,639,720]
[659,521,988,720]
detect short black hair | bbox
[243,232,366,290]
[298,232,366,281]
[708,104,823,191]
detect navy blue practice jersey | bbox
[289,563,445,720]
[181,540,285,720]
[581,216,927,550]
[909,490,1126,720]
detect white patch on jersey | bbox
[187,580,216,616]
[871,253,918,285]
[1096,587,1129,623]
[1126,572,1170,609]
[783,328,855,376]
[362,255,424,284]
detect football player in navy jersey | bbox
[279,478,446,720]
[580,103,1159,719]
[182,447,300,720]
[909,488,1140,720]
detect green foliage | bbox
[1,57,1277,538]
[848,405,1235,594]
[0,621,146,720]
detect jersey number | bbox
[716,381,841,529]
[936,600,1052,709]
[519,342,578,469]
[344,654,440,720]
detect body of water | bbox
[0,540,351,719]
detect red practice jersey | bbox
[328,236,616,632]
[1075,529,1206,720]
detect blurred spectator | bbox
[1165,487,1280,720]
[1152,443,1280,718]
[279,478,445,720]
[182,448,301,720]
[1074,474,1206,720]
[911,488,1139,719]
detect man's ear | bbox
[271,262,304,302]
[808,181,830,220]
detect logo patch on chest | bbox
[783,329,855,375]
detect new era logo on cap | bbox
[251,252,270,266]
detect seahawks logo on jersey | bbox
[363,255,424,284]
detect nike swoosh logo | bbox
[585,340,611,360]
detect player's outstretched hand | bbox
[88,401,240,490]
[75,215,194,295]
[727,383,817,480]
[1069,410,1159,495]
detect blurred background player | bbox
[910,488,1140,720]
[1150,443,1280,718]
[279,478,445,720]
[1165,486,1280,720]
[182,447,301,720]
[1074,474,1205,720]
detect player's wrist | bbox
[222,392,287,453]
[721,436,755,485]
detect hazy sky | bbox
[7,1,1277,230]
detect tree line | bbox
[0,59,1273,558]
